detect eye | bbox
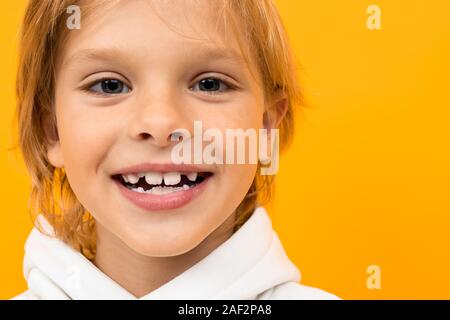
[191,77,232,94]
[89,79,131,95]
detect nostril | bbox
[139,132,152,139]
[170,131,184,142]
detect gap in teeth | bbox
[122,172,200,186]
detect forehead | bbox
[59,0,257,76]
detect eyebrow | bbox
[63,45,247,68]
[62,47,131,68]
[194,45,246,64]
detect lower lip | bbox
[113,176,212,211]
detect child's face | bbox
[49,0,268,256]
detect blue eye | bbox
[89,79,131,95]
[192,78,231,93]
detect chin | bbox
[121,228,207,258]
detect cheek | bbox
[226,163,258,191]
[194,97,264,130]
[199,99,265,163]
[55,94,118,198]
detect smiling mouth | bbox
[111,171,213,195]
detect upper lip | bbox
[111,162,214,176]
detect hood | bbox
[22,207,301,299]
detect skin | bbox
[46,0,287,298]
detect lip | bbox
[111,163,213,175]
[113,173,212,211]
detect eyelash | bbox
[82,77,131,96]
[189,77,235,95]
[82,76,236,96]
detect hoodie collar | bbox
[23,207,301,299]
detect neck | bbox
[93,212,236,298]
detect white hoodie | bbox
[11,207,340,300]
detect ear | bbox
[263,89,289,130]
[259,90,287,168]
[42,112,64,168]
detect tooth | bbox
[137,187,145,193]
[122,174,129,183]
[150,186,164,195]
[163,172,181,185]
[183,184,189,190]
[145,172,163,185]
[150,187,166,195]
[127,174,140,184]
[137,172,146,178]
[187,172,198,182]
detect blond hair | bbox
[15,0,302,260]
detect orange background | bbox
[1,0,450,299]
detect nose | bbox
[127,89,191,148]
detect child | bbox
[12,0,339,300]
